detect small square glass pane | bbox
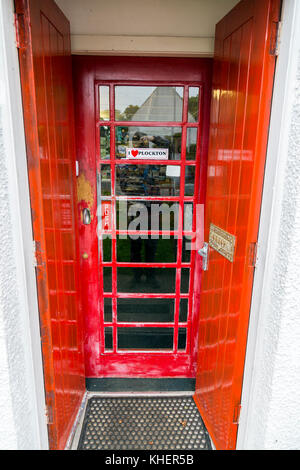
[182,236,192,262]
[117,267,176,293]
[188,87,199,122]
[100,126,111,160]
[184,204,193,232]
[181,268,190,293]
[103,267,112,293]
[117,327,174,350]
[98,164,111,196]
[117,235,177,263]
[115,86,184,122]
[116,200,179,232]
[186,128,198,160]
[102,236,112,262]
[178,328,187,350]
[115,126,182,161]
[104,327,113,350]
[117,298,174,323]
[185,166,195,196]
[99,86,110,121]
[179,299,188,322]
[104,298,112,322]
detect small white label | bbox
[126,147,169,160]
[166,165,180,178]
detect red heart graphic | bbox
[131,149,139,157]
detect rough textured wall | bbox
[244,46,300,450]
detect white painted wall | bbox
[55,0,239,56]
[0,0,48,450]
[238,0,300,450]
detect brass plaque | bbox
[209,223,236,262]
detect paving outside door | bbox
[73,57,212,379]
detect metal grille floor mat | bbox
[77,396,211,450]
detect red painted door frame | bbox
[193,0,281,450]
[72,57,212,378]
[15,0,85,450]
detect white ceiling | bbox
[55,0,240,56]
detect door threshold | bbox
[86,377,196,392]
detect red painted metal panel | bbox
[72,57,212,378]
[193,0,281,450]
[15,0,85,450]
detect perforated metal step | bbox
[78,395,211,450]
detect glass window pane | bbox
[116,165,180,197]
[115,126,182,160]
[117,235,177,263]
[117,267,176,293]
[98,164,111,196]
[115,86,184,122]
[184,204,193,232]
[104,327,113,350]
[117,200,179,232]
[186,128,197,160]
[103,267,112,292]
[181,268,190,293]
[102,236,112,262]
[104,298,112,322]
[182,236,191,262]
[188,87,199,122]
[118,327,173,350]
[179,299,188,322]
[100,126,111,160]
[117,298,174,323]
[99,86,110,121]
[185,166,195,196]
[178,328,187,350]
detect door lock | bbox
[198,242,209,271]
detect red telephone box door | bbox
[73,57,212,379]
[16,0,85,449]
[194,0,281,450]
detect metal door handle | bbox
[82,207,91,225]
[198,242,209,271]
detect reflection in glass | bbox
[185,166,195,196]
[115,86,184,122]
[104,327,113,349]
[116,165,180,197]
[117,267,176,293]
[98,164,111,196]
[116,200,179,231]
[100,126,111,159]
[118,327,174,350]
[117,236,177,263]
[104,298,112,322]
[184,204,193,232]
[115,126,182,160]
[99,86,110,121]
[117,298,174,323]
[178,328,187,350]
[188,87,199,122]
[186,128,197,160]
[179,299,188,322]
[181,268,190,293]
[103,267,112,292]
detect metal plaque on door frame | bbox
[209,223,236,262]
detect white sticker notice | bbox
[125,147,169,160]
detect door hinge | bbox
[233,403,241,425]
[14,13,27,49]
[45,405,54,425]
[269,21,282,56]
[248,242,258,268]
[33,240,43,268]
